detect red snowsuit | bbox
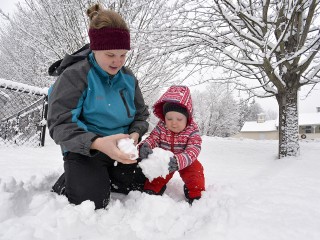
[141,85,205,199]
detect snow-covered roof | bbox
[274,112,320,127]
[242,112,320,132]
[299,113,320,126]
[0,78,48,96]
[241,120,277,132]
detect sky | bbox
[1,135,320,240]
[0,0,19,15]
[191,81,319,115]
[257,85,320,114]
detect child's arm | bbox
[174,129,202,170]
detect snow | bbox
[0,78,48,96]
[241,112,320,132]
[241,119,277,132]
[299,112,320,125]
[138,148,173,181]
[1,135,320,240]
[117,138,139,160]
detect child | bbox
[139,85,205,204]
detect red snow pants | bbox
[144,159,205,199]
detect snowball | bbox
[138,148,174,181]
[117,138,138,160]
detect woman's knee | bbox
[63,153,111,209]
[66,183,110,209]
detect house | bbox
[298,112,320,139]
[234,113,278,140]
[234,109,320,140]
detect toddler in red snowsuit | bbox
[139,85,205,204]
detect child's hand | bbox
[129,132,139,145]
[168,157,178,173]
[139,143,153,159]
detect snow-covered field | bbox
[0,135,320,240]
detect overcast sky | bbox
[258,86,320,113]
[0,0,19,15]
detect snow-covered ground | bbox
[0,135,320,240]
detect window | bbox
[305,126,312,133]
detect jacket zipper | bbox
[170,132,175,153]
[119,89,133,118]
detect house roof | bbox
[299,113,320,126]
[241,112,320,132]
[241,120,277,132]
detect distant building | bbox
[234,109,320,140]
[234,113,278,140]
[298,112,320,139]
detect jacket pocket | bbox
[119,89,133,118]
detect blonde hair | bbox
[86,3,129,31]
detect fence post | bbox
[0,78,49,147]
[40,96,48,146]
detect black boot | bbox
[184,184,200,205]
[51,173,66,195]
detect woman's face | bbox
[93,49,128,75]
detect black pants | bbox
[52,152,146,209]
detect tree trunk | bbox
[276,88,300,158]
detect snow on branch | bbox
[0,78,48,96]
[304,63,320,83]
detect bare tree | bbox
[192,83,240,137]
[0,0,186,103]
[159,0,320,158]
[238,98,264,128]
[106,0,187,102]
[0,0,92,87]
[246,99,264,121]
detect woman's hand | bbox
[129,132,139,145]
[91,134,137,164]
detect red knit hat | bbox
[88,27,130,50]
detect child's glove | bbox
[168,157,179,173]
[139,143,153,159]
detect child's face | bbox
[164,111,188,133]
[93,49,128,75]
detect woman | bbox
[48,3,149,209]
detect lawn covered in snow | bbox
[0,136,320,240]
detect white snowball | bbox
[117,138,139,160]
[138,148,174,181]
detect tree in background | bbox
[238,98,263,128]
[244,99,264,121]
[192,83,240,137]
[159,0,320,158]
[0,0,91,87]
[106,0,187,101]
[0,0,186,103]
[265,109,278,120]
